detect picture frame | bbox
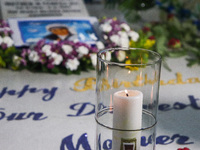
[8,16,100,47]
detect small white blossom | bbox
[90,53,97,67]
[100,23,112,32]
[0,36,3,45]
[118,31,128,38]
[53,40,58,44]
[77,46,89,58]
[102,52,111,61]
[65,58,80,71]
[120,23,131,32]
[96,41,105,50]
[3,36,14,47]
[62,44,73,54]
[117,51,126,62]
[128,31,139,42]
[106,52,111,61]
[120,37,129,47]
[50,52,63,65]
[29,51,40,62]
[110,34,120,46]
[13,55,21,67]
[42,45,52,56]
[73,38,79,43]
[103,34,108,40]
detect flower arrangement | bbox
[154,0,200,68]
[99,17,155,69]
[16,40,103,74]
[0,17,154,75]
[99,17,156,48]
[142,11,200,69]
[1,15,200,75]
[156,0,200,30]
[0,20,18,69]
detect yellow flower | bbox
[125,59,139,71]
[129,41,136,47]
[144,39,155,49]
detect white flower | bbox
[100,23,112,32]
[90,53,97,67]
[13,55,21,67]
[103,34,108,40]
[50,52,63,65]
[0,36,3,45]
[117,51,126,62]
[29,51,39,62]
[65,58,80,71]
[120,37,129,47]
[62,44,73,54]
[53,40,58,44]
[77,46,89,58]
[3,36,14,47]
[118,31,128,38]
[106,52,111,61]
[73,38,79,43]
[96,41,105,50]
[102,52,111,61]
[128,31,139,42]
[42,45,52,56]
[120,23,130,32]
[110,34,120,45]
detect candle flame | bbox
[125,89,129,97]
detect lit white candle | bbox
[112,90,143,150]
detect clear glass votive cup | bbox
[95,48,162,150]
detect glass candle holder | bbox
[95,48,162,150]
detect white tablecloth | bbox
[0,57,199,150]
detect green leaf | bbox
[155,36,168,55]
[0,56,6,67]
[186,58,198,67]
[168,51,186,57]
[162,60,172,72]
[51,67,59,74]
[152,25,168,37]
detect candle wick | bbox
[126,93,129,97]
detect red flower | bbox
[149,36,155,40]
[167,14,175,20]
[177,147,190,150]
[142,27,150,33]
[168,38,181,48]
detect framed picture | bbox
[8,16,99,47]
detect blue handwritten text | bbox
[0,84,58,101]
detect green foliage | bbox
[0,46,19,68]
[105,0,155,22]
[142,12,200,69]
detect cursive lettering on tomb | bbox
[0,84,58,101]
[73,72,200,92]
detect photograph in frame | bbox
[8,17,99,47]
